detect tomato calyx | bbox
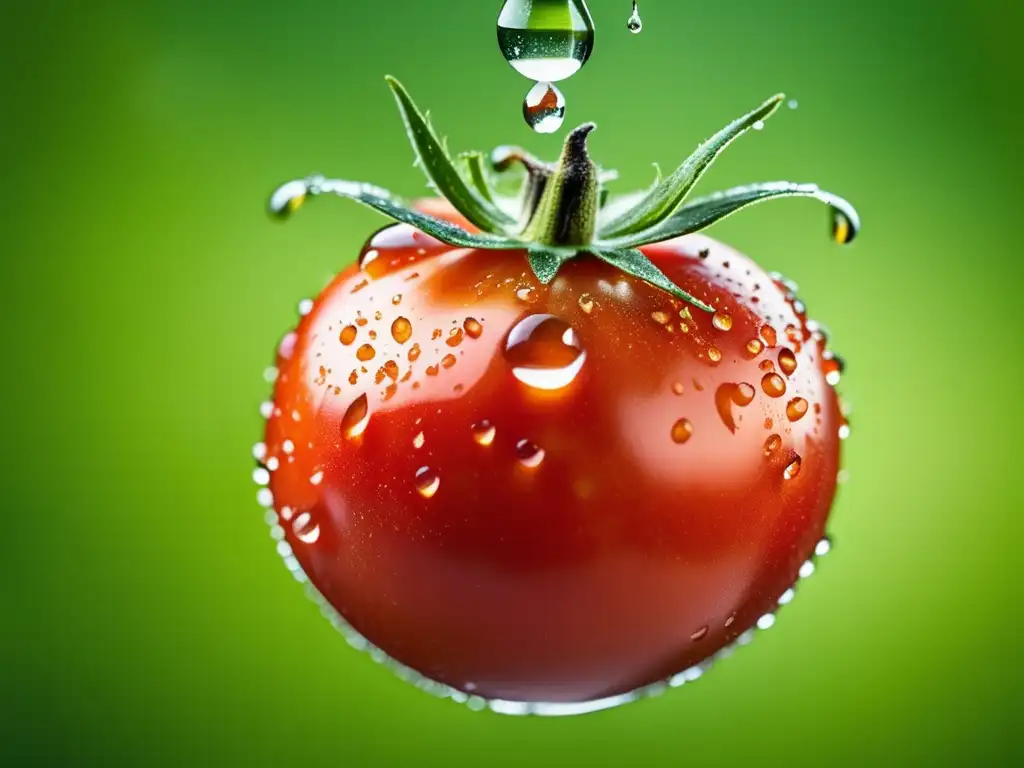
[268,76,861,313]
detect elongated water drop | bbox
[268,179,310,219]
[831,207,859,244]
[523,81,566,134]
[626,1,643,33]
[497,0,595,83]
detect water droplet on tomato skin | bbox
[778,348,798,376]
[578,293,595,313]
[786,397,809,422]
[413,432,425,449]
[505,314,586,391]
[712,312,733,331]
[764,434,782,456]
[707,347,723,364]
[341,394,370,440]
[356,344,376,362]
[783,456,802,480]
[761,373,787,398]
[671,419,694,444]
[760,325,778,347]
[816,537,832,557]
[292,512,320,544]
[463,318,483,339]
[472,420,497,446]
[391,317,412,344]
[340,325,358,345]
[746,339,763,357]
[415,467,441,498]
[516,439,546,468]
[756,613,776,630]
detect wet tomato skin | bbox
[264,212,842,705]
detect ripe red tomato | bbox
[259,201,844,708]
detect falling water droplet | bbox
[516,439,546,468]
[268,179,310,219]
[626,1,643,33]
[505,314,586,390]
[341,394,370,440]
[831,208,859,244]
[523,81,566,134]
[415,466,441,498]
[292,512,320,544]
[671,418,694,444]
[497,0,595,82]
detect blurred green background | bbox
[3,0,1022,764]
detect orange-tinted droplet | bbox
[690,626,709,641]
[759,359,775,373]
[383,360,400,380]
[578,294,595,313]
[712,312,733,331]
[414,466,440,498]
[764,434,782,456]
[786,397,809,421]
[340,325,358,345]
[652,311,670,325]
[784,457,802,480]
[341,394,370,439]
[441,353,457,369]
[671,418,694,444]
[425,364,439,376]
[733,383,756,406]
[672,382,685,395]
[348,370,358,385]
[412,432,425,449]
[408,343,421,362]
[746,339,764,357]
[392,294,402,306]
[760,325,778,347]
[761,373,787,398]
[472,420,496,446]
[446,328,464,347]
[391,317,412,344]
[708,347,723,364]
[356,344,376,362]
[464,318,483,339]
[504,314,586,391]
[778,348,798,376]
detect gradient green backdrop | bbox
[3,0,1022,765]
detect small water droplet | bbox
[339,325,357,345]
[257,487,274,508]
[253,467,270,486]
[408,343,421,362]
[671,418,694,444]
[626,0,643,33]
[516,439,546,468]
[690,625,708,641]
[523,81,566,134]
[282,439,294,454]
[752,120,765,131]
[441,353,457,369]
[816,537,832,557]
[292,512,320,544]
[760,325,777,347]
[778,348,798,376]
[298,299,314,317]
[266,457,279,471]
[472,420,497,446]
[341,393,370,439]
[578,293,595,313]
[725,614,736,628]
[309,469,324,486]
[707,346,723,364]
[391,294,402,306]
[415,466,440,498]
[446,328,465,347]
[464,318,483,339]
[764,434,782,456]
[784,456,802,480]
[712,312,733,331]
[786,397,809,422]
[788,99,799,110]
[413,432,425,449]
[260,401,273,419]
[505,314,586,390]
[651,311,670,325]
[498,0,595,82]
[387,317,412,345]
[778,588,796,605]
[799,559,815,578]
[831,207,858,244]
[268,179,310,219]
[263,366,279,383]
[671,382,685,395]
[761,373,787,397]
[756,613,776,630]
[746,339,764,357]
[838,419,851,440]
[253,442,267,461]
[356,344,376,362]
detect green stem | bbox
[521,124,600,246]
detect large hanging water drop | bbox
[497,0,595,83]
[627,1,643,33]
[523,81,566,134]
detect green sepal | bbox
[601,182,861,249]
[598,94,784,238]
[527,247,578,284]
[592,248,715,312]
[289,176,522,250]
[386,76,516,233]
[458,152,497,205]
